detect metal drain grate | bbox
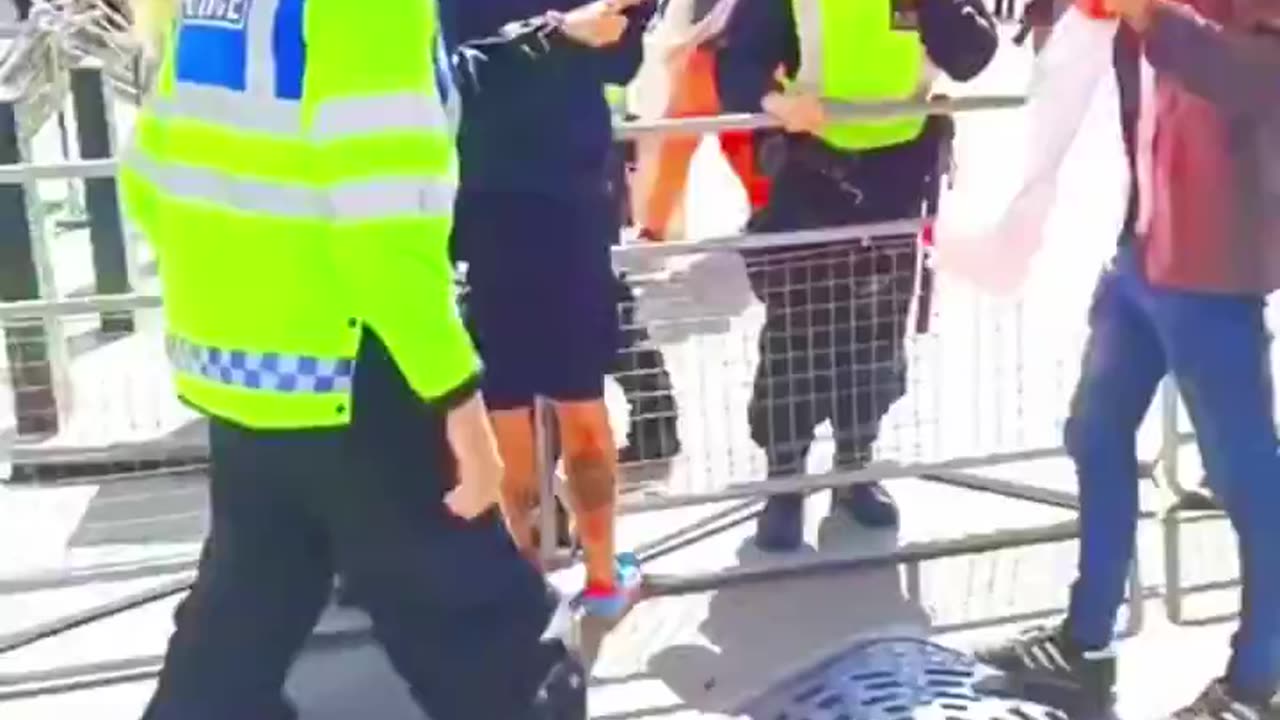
[740,637,1068,720]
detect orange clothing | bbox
[630,46,771,241]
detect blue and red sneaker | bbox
[576,553,643,620]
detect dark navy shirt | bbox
[440,0,653,195]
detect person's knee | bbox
[556,401,612,456]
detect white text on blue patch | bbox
[182,0,250,29]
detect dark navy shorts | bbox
[453,188,619,411]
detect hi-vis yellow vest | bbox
[120,0,477,430]
[791,0,933,151]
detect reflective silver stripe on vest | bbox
[168,336,354,394]
[126,148,328,218]
[331,177,457,221]
[127,147,457,220]
[793,0,826,93]
[792,1,934,97]
[311,93,452,141]
[150,84,303,135]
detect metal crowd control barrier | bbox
[531,93,1154,638]
[1157,377,1244,626]
[0,90,1213,698]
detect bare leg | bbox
[490,407,540,564]
[553,399,619,589]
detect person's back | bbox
[122,1,585,718]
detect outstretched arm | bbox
[450,0,652,97]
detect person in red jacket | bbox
[978,2,1280,718]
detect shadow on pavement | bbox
[642,516,932,717]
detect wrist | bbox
[1122,0,1157,31]
[761,91,786,114]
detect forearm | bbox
[450,14,576,98]
[446,393,502,475]
[1140,1,1280,115]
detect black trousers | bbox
[144,333,584,720]
[744,136,932,475]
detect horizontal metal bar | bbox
[614,94,1025,140]
[0,606,383,699]
[612,218,926,265]
[920,469,1081,510]
[0,291,162,320]
[617,446,1067,513]
[0,574,195,656]
[0,218,919,321]
[0,96,1024,187]
[642,519,1082,597]
[0,157,118,183]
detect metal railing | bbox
[0,35,1233,702]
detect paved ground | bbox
[0,25,1267,720]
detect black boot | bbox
[755,493,805,552]
[831,442,900,529]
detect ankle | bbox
[584,578,617,596]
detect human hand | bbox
[444,394,503,520]
[762,91,827,134]
[559,0,649,47]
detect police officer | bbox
[120,0,633,717]
[716,0,998,551]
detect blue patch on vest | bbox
[174,0,307,100]
[273,0,305,100]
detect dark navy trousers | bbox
[142,332,584,720]
[1066,245,1280,702]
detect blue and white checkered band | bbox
[167,336,355,394]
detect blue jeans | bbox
[1066,246,1280,702]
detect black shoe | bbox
[1167,679,1278,720]
[532,648,588,719]
[975,623,1116,713]
[831,482,900,528]
[755,494,805,552]
[618,420,681,464]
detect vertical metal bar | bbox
[69,63,133,335]
[535,396,559,565]
[54,109,88,228]
[0,99,61,439]
[1158,377,1183,494]
[1163,510,1184,624]
[1158,376,1186,622]
[1122,558,1144,636]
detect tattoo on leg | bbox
[565,455,616,514]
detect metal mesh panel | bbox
[0,301,204,486]
[741,637,1066,720]
[609,228,1086,509]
